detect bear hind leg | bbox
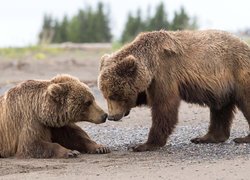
[191,103,235,144]
[234,99,250,143]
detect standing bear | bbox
[98,30,250,152]
[0,74,110,158]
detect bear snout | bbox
[108,114,124,121]
[101,113,108,122]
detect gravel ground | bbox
[85,123,250,161]
[88,87,250,160]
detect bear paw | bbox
[66,150,80,158]
[88,145,111,154]
[132,143,158,152]
[190,137,207,144]
[191,135,228,144]
[234,137,250,143]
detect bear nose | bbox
[108,114,123,121]
[101,113,108,122]
[108,115,115,121]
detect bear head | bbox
[41,75,107,127]
[98,54,152,121]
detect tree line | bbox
[39,2,198,44]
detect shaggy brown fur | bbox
[98,30,250,152]
[0,74,110,158]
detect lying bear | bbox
[98,30,250,151]
[0,74,110,158]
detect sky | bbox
[0,0,250,47]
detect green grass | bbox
[0,44,116,60]
[1,39,249,61]
[0,41,126,60]
[0,46,62,60]
[112,41,123,51]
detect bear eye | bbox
[85,101,92,107]
[108,95,125,102]
[108,95,119,101]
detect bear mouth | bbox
[108,114,123,121]
[124,110,130,116]
[108,110,130,121]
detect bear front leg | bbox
[51,123,110,154]
[16,140,80,158]
[133,95,180,152]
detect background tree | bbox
[171,6,191,30]
[38,2,112,43]
[52,20,62,43]
[93,2,112,42]
[67,16,80,43]
[121,3,198,43]
[38,2,198,44]
[57,16,69,43]
[121,10,145,43]
[38,14,54,44]
[147,2,169,31]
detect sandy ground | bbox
[0,48,250,180]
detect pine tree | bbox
[95,2,112,42]
[52,20,62,43]
[121,9,145,43]
[171,6,191,30]
[77,9,88,42]
[67,16,81,42]
[39,3,112,43]
[147,2,169,31]
[39,14,54,44]
[120,3,199,43]
[51,16,69,43]
[59,16,69,42]
[189,16,198,30]
[39,2,198,44]
[85,7,95,42]
[121,13,134,43]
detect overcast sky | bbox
[0,0,250,47]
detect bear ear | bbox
[47,83,68,101]
[100,54,110,71]
[162,34,183,56]
[51,74,79,83]
[115,55,138,77]
[162,41,180,55]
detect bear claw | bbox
[95,146,111,154]
[190,138,202,144]
[67,150,80,158]
[132,143,158,152]
[88,146,111,154]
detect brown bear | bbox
[0,74,110,158]
[98,30,250,152]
